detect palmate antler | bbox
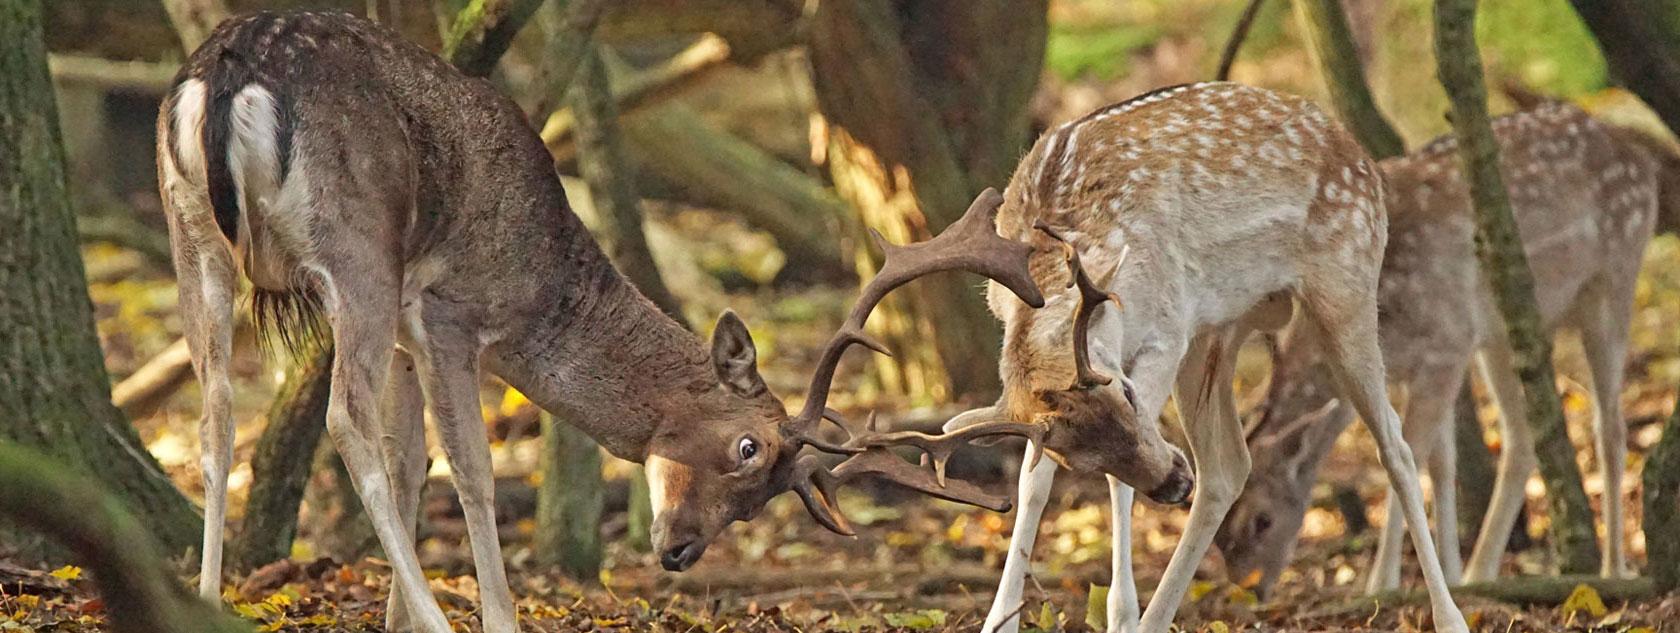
[1034,222,1125,391]
[782,189,1051,535]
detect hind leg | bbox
[1579,285,1634,578]
[382,350,430,632]
[171,236,239,602]
[1462,344,1536,582]
[1298,281,1468,632]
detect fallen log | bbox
[1304,575,1657,620]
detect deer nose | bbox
[1146,453,1194,505]
[660,540,705,571]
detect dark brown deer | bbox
[1216,102,1672,597]
[940,82,1467,633]
[158,11,1045,633]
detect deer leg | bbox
[1139,330,1249,633]
[1462,345,1535,583]
[1428,415,1461,584]
[382,350,429,633]
[319,281,453,633]
[1579,286,1633,579]
[1369,366,1467,593]
[417,336,518,633]
[981,442,1057,633]
[1302,294,1468,633]
[1106,476,1139,633]
[1369,496,1405,593]
[175,245,237,602]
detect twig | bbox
[1215,0,1268,81]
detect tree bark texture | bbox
[808,0,1047,400]
[229,347,332,572]
[1452,377,1498,544]
[442,0,545,77]
[1433,0,1600,574]
[0,0,201,557]
[535,412,604,580]
[1292,0,1405,159]
[527,0,609,121]
[1569,0,1680,134]
[570,47,685,321]
[0,444,249,633]
[1644,397,1680,591]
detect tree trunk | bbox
[442,0,546,77]
[229,347,332,572]
[534,412,603,580]
[1569,0,1680,134]
[625,468,652,552]
[1453,378,1496,542]
[808,0,1046,400]
[570,48,684,321]
[0,0,200,558]
[1644,396,1680,591]
[1433,0,1600,574]
[527,0,609,121]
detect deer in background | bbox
[1216,102,1674,597]
[941,82,1467,633]
[159,11,1052,633]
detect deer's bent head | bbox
[645,189,1057,571]
[952,225,1192,505]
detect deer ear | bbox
[711,310,767,397]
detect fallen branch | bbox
[48,55,177,93]
[1305,575,1657,619]
[112,317,252,420]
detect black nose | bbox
[1146,456,1194,505]
[660,540,704,571]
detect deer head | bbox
[946,223,1193,505]
[645,189,1053,571]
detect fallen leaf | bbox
[883,609,947,629]
[1087,584,1109,630]
[1560,583,1608,620]
[46,566,80,581]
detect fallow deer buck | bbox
[159,11,1052,633]
[1217,102,1675,596]
[941,82,1468,633]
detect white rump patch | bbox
[172,79,210,183]
[228,84,284,221]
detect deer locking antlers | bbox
[779,188,1057,535]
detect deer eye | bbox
[1253,513,1273,534]
[737,437,759,462]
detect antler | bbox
[1033,222,1124,391]
[787,188,1045,440]
[781,188,1052,535]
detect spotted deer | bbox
[159,11,1054,633]
[941,82,1467,633]
[1215,102,1674,596]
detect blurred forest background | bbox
[4,0,1680,630]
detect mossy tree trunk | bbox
[229,347,332,571]
[1433,0,1600,574]
[1292,0,1404,160]
[0,0,201,558]
[535,413,603,580]
[1644,396,1680,591]
[807,0,1047,401]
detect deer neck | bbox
[486,234,715,462]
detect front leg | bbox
[1139,331,1250,633]
[982,441,1058,633]
[1106,476,1139,633]
[416,336,519,633]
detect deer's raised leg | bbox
[1139,330,1249,633]
[319,277,453,633]
[172,232,238,602]
[1105,476,1138,633]
[1463,344,1535,583]
[1302,286,1468,633]
[981,442,1057,633]
[381,350,429,632]
[1579,283,1634,579]
[417,333,518,633]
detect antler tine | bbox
[1033,222,1123,391]
[789,188,1047,435]
[851,420,1048,487]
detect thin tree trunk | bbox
[1453,377,1497,543]
[0,0,200,557]
[535,412,603,580]
[1643,396,1680,591]
[808,0,1046,400]
[229,347,332,572]
[570,47,684,320]
[527,0,609,121]
[1292,0,1405,159]
[442,0,546,77]
[159,0,229,52]
[1216,0,1269,81]
[1433,0,1600,574]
